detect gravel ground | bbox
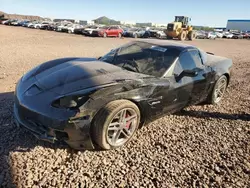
[0,25,249,188]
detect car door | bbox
[108,26,115,36]
[171,49,208,107]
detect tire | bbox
[92,100,140,150]
[188,31,196,41]
[103,33,107,38]
[118,33,122,38]
[208,75,228,104]
[178,31,187,41]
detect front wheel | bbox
[208,75,228,104]
[92,100,140,150]
[178,31,187,41]
[188,31,196,40]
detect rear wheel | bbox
[208,75,228,104]
[178,31,187,41]
[92,100,140,150]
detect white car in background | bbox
[56,23,71,32]
[33,22,49,29]
[215,32,223,38]
[2,20,9,24]
[206,32,217,39]
[226,33,234,39]
[66,24,83,34]
[82,26,101,36]
[222,32,233,39]
[156,30,167,39]
[27,22,38,28]
[33,22,42,29]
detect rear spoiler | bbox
[206,52,214,55]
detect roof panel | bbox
[136,39,193,50]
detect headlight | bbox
[52,95,89,110]
[25,85,42,96]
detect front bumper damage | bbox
[13,98,95,150]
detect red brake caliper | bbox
[125,112,131,129]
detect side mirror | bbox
[175,69,198,82]
[182,69,198,77]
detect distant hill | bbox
[0,10,44,21]
[93,16,120,25]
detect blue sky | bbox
[1,0,250,27]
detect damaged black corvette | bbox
[14,39,233,150]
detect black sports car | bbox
[14,40,233,150]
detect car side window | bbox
[190,50,203,68]
[174,50,203,74]
[179,51,196,71]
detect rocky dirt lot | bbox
[0,25,249,188]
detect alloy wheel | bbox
[214,77,227,103]
[106,108,138,147]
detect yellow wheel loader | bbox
[165,16,196,41]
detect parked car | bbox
[0,19,8,24]
[2,20,10,25]
[56,23,72,32]
[14,40,232,150]
[156,30,167,39]
[123,28,150,38]
[40,22,54,30]
[3,19,17,25]
[97,26,124,38]
[34,22,50,29]
[11,20,30,26]
[242,33,250,39]
[206,32,217,39]
[28,21,39,28]
[46,22,61,31]
[23,21,31,27]
[74,26,86,34]
[61,24,83,34]
[9,19,19,25]
[196,31,206,39]
[232,33,244,39]
[149,29,159,38]
[215,32,223,38]
[222,32,233,39]
[10,20,20,26]
[82,26,102,36]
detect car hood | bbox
[27,58,148,95]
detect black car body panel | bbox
[14,40,232,150]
